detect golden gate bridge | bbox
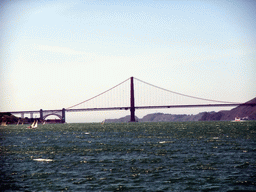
[2,77,254,122]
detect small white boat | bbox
[231,117,244,122]
[235,117,241,121]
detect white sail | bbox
[34,120,38,128]
[1,122,7,126]
[28,120,38,129]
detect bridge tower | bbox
[40,109,43,121]
[62,108,65,123]
[130,77,136,122]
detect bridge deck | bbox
[66,103,255,112]
[3,103,255,114]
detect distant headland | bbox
[105,97,256,123]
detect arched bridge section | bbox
[40,108,65,123]
[43,113,62,120]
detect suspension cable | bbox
[67,77,130,109]
[134,77,239,104]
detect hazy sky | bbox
[1,0,255,122]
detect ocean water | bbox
[1,121,256,191]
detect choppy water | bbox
[1,121,256,191]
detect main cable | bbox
[134,77,239,104]
[67,77,130,109]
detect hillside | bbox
[0,113,37,125]
[199,97,256,121]
[140,113,203,122]
[0,113,19,124]
[105,115,139,123]
[105,113,204,123]
[105,97,256,123]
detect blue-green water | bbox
[1,121,256,191]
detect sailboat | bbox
[1,121,7,126]
[33,120,38,128]
[28,120,38,129]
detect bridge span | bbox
[4,103,255,123]
[2,77,255,123]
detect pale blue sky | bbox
[1,0,255,122]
